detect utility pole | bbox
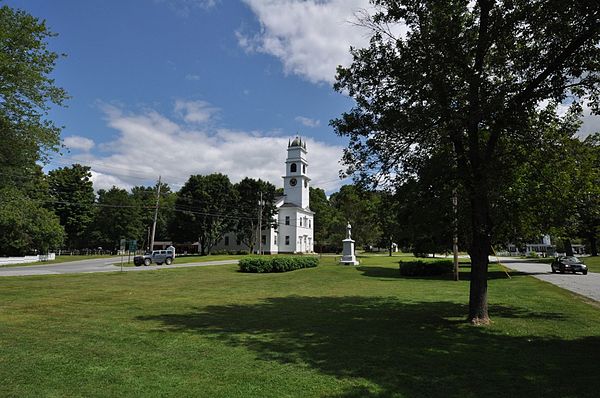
[452,187,459,281]
[150,175,161,253]
[146,226,151,251]
[258,191,263,255]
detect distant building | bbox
[507,235,586,256]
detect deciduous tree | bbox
[0,5,68,186]
[89,187,143,250]
[0,5,67,255]
[47,164,95,249]
[170,174,236,255]
[233,178,277,253]
[332,0,600,323]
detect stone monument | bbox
[340,222,359,265]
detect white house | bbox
[213,137,315,254]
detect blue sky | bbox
[5,0,376,193]
[6,0,599,193]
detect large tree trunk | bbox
[468,186,491,325]
[588,232,598,256]
[563,238,574,256]
[200,235,206,256]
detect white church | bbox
[213,137,315,254]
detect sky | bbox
[5,0,600,194]
[5,0,380,194]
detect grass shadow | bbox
[357,266,529,281]
[137,296,596,397]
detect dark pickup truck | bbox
[134,250,174,266]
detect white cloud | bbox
[540,100,600,138]
[63,135,95,152]
[239,0,372,84]
[89,170,133,192]
[60,102,345,194]
[578,105,600,138]
[295,116,320,128]
[185,74,201,81]
[174,100,219,124]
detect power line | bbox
[40,198,311,229]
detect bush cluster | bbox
[239,256,319,273]
[399,260,453,276]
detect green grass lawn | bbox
[175,254,248,263]
[1,254,116,268]
[1,254,599,397]
[583,256,600,273]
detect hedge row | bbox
[399,260,453,276]
[239,256,319,273]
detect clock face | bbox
[290,178,297,187]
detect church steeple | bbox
[283,136,310,209]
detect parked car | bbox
[551,256,588,275]
[133,250,174,266]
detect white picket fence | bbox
[0,253,56,266]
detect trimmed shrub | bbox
[399,260,453,276]
[239,256,319,273]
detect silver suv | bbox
[134,250,174,266]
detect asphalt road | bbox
[498,258,600,302]
[0,257,239,277]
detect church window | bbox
[304,179,308,188]
[290,163,297,173]
[224,236,229,246]
[285,236,290,245]
[274,235,278,244]
[303,164,306,173]
[300,218,303,227]
[285,216,290,225]
[262,235,266,245]
[309,219,312,228]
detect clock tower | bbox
[283,136,310,209]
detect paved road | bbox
[497,258,600,302]
[0,257,239,277]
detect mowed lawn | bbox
[583,256,600,273]
[1,255,599,397]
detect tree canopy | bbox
[233,177,277,253]
[0,5,67,255]
[169,174,237,255]
[47,164,95,249]
[0,5,68,180]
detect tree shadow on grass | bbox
[356,266,527,280]
[137,296,598,397]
